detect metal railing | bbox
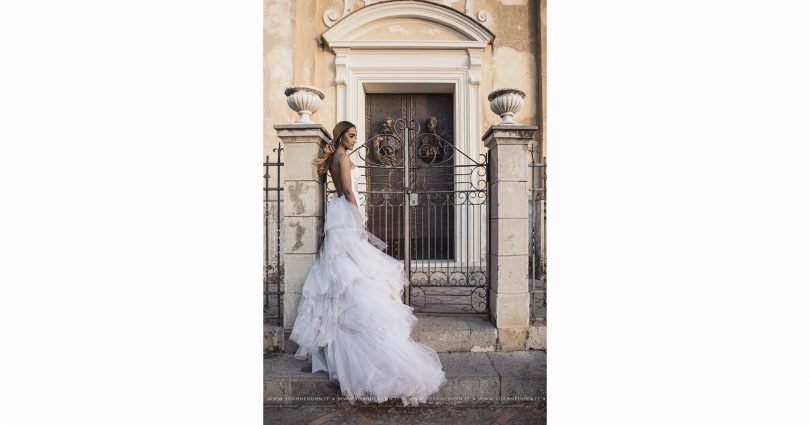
[263,139,546,324]
[336,116,490,314]
[263,143,284,325]
[529,144,547,323]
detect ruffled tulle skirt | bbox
[288,195,447,406]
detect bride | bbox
[288,121,447,406]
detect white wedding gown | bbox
[289,166,447,406]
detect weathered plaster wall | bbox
[478,0,538,136]
[538,0,546,160]
[264,0,544,155]
[264,0,546,328]
[264,0,296,154]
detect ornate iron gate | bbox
[326,94,489,314]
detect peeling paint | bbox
[498,0,528,5]
[288,221,305,251]
[387,24,410,35]
[288,181,305,214]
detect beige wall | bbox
[264,0,545,157]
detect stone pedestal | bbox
[274,123,331,329]
[483,125,538,351]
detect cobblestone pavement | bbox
[265,403,546,425]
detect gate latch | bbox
[409,193,419,206]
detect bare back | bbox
[329,152,357,198]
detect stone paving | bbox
[265,314,547,424]
[264,403,546,425]
[265,350,546,406]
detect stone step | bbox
[410,314,497,352]
[267,314,547,354]
[264,350,546,406]
[275,314,500,354]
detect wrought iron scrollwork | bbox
[371,118,402,166]
[414,116,446,164]
[339,113,489,315]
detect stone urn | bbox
[487,88,526,125]
[284,85,325,123]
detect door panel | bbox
[353,93,488,314]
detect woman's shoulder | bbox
[334,153,353,168]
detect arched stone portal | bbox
[321,0,494,164]
[320,1,495,315]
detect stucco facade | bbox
[264,0,545,157]
[264,1,546,345]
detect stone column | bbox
[274,123,331,329]
[483,124,538,351]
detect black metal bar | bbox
[275,143,283,325]
[264,155,270,322]
[263,142,285,326]
[527,140,547,322]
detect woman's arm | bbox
[337,154,358,208]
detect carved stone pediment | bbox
[321,0,494,50]
[324,0,492,30]
[347,18,467,42]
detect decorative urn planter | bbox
[487,88,526,125]
[284,85,325,123]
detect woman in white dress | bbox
[289,121,447,406]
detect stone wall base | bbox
[264,325,285,354]
[495,326,529,352]
[527,323,547,350]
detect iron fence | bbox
[264,143,284,325]
[529,143,547,324]
[263,139,546,324]
[328,116,489,315]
